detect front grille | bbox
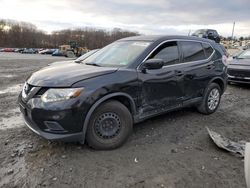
[22,83,42,101]
[228,69,250,77]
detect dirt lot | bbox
[0,52,249,188]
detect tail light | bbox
[222,55,228,66]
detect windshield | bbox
[76,49,99,62]
[81,41,152,67]
[238,50,250,59]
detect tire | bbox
[215,37,221,43]
[86,100,133,150]
[197,83,222,115]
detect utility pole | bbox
[231,22,235,45]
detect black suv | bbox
[192,29,221,43]
[19,36,227,149]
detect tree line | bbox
[0,19,139,49]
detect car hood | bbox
[228,59,250,69]
[229,59,250,66]
[48,60,74,66]
[27,63,118,87]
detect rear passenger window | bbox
[180,41,206,62]
[149,41,179,66]
[202,43,214,58]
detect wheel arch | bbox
[209,77,226,93]
[80,92,136,143]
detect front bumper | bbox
[22,114,83,141]
[18,94,85,142]
[228,75,250,84]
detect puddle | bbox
[0,109,24,130]
[0,84,23,94]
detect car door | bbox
[137,41,183,118]
[177,41,215,102]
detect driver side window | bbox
[148,41,180,66]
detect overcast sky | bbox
[0,0,249,37]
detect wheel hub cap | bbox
[208,88,220,111]
[94,112,121,139]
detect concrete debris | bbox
[171,148,178,153]
[207,127,246,157]
[11,153,16,158]
[7,169,14,175]
[134,158,138,163]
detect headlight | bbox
[41,88,84,103]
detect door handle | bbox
[175,70,183,77]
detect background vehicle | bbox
[39,49,56,55]
[52,49,64,56]
[59,43,88,57]
[49,49,99,66]
[14,48,24,53]
[243,45,250,50]
[192,29,221,43]
[3,48,14,52]
[228,49,250,84]
[19,36,227,150]
[21,48,36,54]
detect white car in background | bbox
[246,143,250,188]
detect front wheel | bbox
[197,83,222,115]
[86,100,133,150]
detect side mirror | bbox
[142,59,164,70]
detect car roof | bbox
[119,35,215,44]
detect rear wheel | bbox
[197,83,221,115]
[86,100,133,150]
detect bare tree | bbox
[0,19,139,49]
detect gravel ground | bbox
[0,52,249,188]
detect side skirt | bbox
[134,97,202,123]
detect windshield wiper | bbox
[85,62,101,67]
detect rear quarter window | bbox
[180,41,206,62]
